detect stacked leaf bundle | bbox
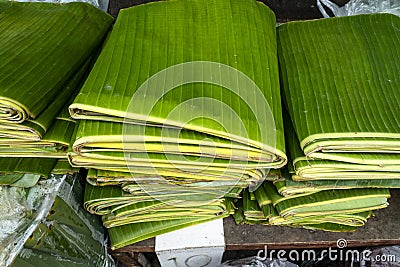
[68,0,287,248]
[278,13,400,184]
[0,2,113,186]
[236,13,399,231]
[234,176,390,232]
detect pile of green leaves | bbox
[278,13,400,181]
[67,0,288,249]
[235,181,390,232]
[0,2,112,158]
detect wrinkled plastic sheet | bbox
[359,246,400,266]
[0,174,118,267]
[9,0,109,12]
[220,256,299,267]
[317,0,400,17]
[0,175,65,266]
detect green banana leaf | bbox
[275,168,400,196]
[0,157,57,187]
[107,202,233,250]
[284,115,400,180]
[69,152,272,202]
[102,198,232,228]
[69,150,275,169]
[0,2,113,123]
[254,183,273,206]
[51,159,80,175]
[0,103,76,158]
[84,183,216,216]
[121,181,244,197]
[84,181,240,215]
[84,179,235,249]
[243,190,268,221]
[86,168,257,188]
[72,120,276,163]
[0,64,88,141]
[236,191,374,231]
[69,0,287,168]
[70,151,267,180]
[278,14,400,156]
[263,183,390,218]
[271,213,371,228]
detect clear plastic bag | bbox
[359,246,400,267]
[220,256,299,267]
[0,175,66,266]
[317,0,400,17]
[0,174,119,267]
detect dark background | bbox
[108,0,350,21]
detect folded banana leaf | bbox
[122,184,243,202]
[284,116,400,180]
[51,159,80,175]
[86,168,258,188]
[0,157,57,187]
[72,120,276,163]
[270,212,372,228]
[235,190,374,231]
[69,0,287,168]
[107,202,234,250]
[0,103,76,158]
[0,64,87,141]
[69,119,277,187]
[0,2,113,123]
[102,198,233,228]
[70,150,274,170]
[84,180,234,249]
[238,186,382,231]
[263,182,390,218]
[254,183,274,207]
[87,169,246,200]
[275,168,400,196]
[84,181,240,214]
[71,150,271,197]
[242,191,269,222]
[278,14,400,156]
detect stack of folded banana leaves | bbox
[69,0,287,248]
[278,13,400,183]
[235,13,399,231]
[0,2,113,185]
[234,176,390,232]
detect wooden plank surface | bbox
[114,189,400,253]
